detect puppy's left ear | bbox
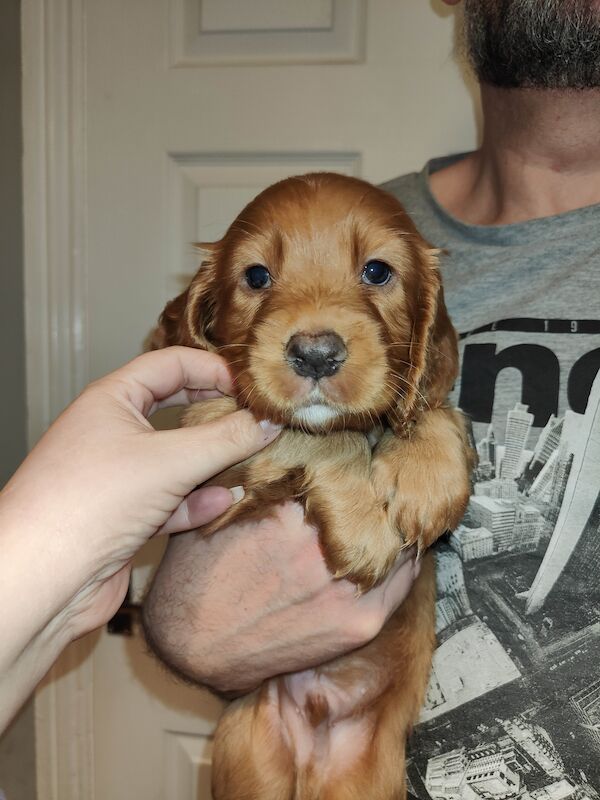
[148,245,219,351]
[392,248,459,434]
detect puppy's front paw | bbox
[371,418,472,557]
[306,495,402,592]
[388,471,470,557]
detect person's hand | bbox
[143,502,420,695]
[0,346,282,646]
[0,344,418,730]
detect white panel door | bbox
[25,1,477,798]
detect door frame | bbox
[21,0,93,796]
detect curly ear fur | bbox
[149,249,218,351]
[392,248,458,434]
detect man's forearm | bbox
[143,507,420,694]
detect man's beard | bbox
[463,0,600,88]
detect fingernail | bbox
[259,419,282,439]
[230,485,245,504]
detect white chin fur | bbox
[293,404,340,426]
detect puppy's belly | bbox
[266,669,382,778]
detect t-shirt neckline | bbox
[419,153,600,246]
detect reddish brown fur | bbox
[150,173,474,798]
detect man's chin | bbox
[463,0,600,90]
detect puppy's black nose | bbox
[286,332,347,380]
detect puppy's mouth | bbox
[291,384,342,427]
[284,331,347,426]
[239,325,389,430]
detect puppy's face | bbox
[154,173,457,432]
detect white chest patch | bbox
[293,404,339,426]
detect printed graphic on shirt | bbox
[407,320,600,799]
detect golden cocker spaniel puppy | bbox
[149,173,473,799]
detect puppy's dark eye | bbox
[245,265,272,290]
[362,260,391,286]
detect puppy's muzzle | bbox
[286,331,347,380]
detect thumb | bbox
[158,485,244,535]
[155,409,281,491]
[380,547,420,622]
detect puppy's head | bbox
[153,173,457,433]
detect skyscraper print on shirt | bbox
[382,157,600,799]
[406,319,600,799]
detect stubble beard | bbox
[463,0,600,89]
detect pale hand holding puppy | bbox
[0,346,416,732]
[0,346,277,729]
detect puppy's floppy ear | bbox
[149,245,218,351]
[148,285,194,350]
[392,247,459,434]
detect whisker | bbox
[214,343,254,350]
[387,340,453,362]
[241,382,258,405]
[387,357,415,370]
[221,358,247,368]
[388,374,430,410]
[387,370,418,389]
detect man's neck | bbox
[430,85,600,225]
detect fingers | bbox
[377,547,420,622]
[159,485,244,535]
[156,388,226,410]
[106,347,234,417]
[349,546,418,634]
[155,410,281,491]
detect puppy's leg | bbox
[304,466,401,591]
[315,554,437,800]
[212,687,295,800]
[212,555,436,800]
[257,430,399,591]
[372,406,474,557]
[302,407,472,590]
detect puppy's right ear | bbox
[149,287,193,350]
[150,247,218,351]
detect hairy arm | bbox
[143,502,419,695]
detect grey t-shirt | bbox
[383,157,600,796]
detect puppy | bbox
[150,173,473,799]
